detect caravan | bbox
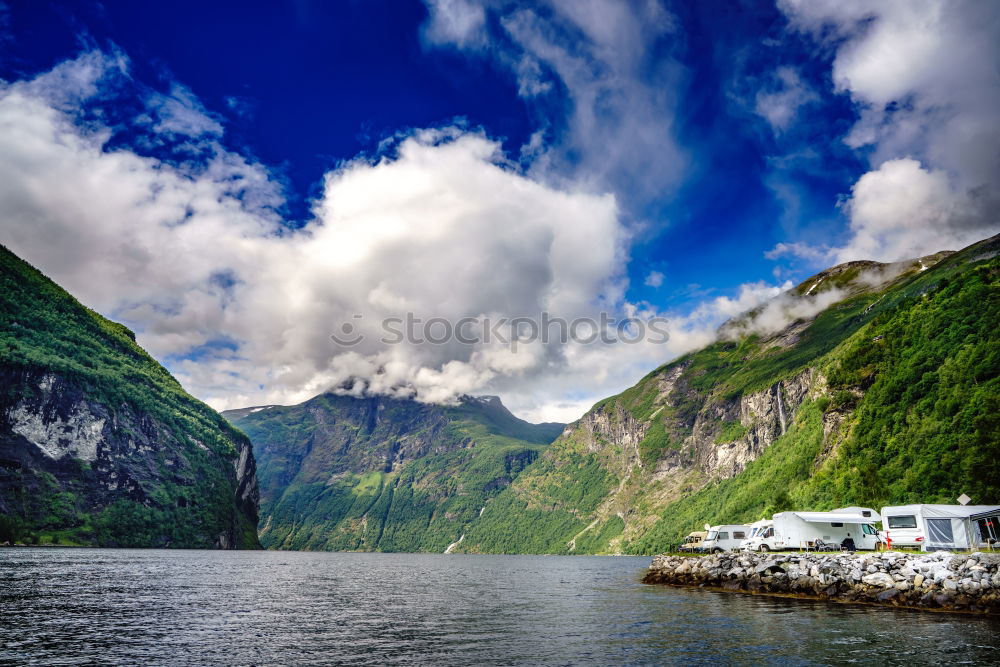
[741,507,882,552]
[701,524,751,553]
[880,505,1000,551]
[678,531,707,552]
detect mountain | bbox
[0,246,259,548]
[453,234,1000,554]
[223,394,563,551]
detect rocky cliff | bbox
[0,245,259,548]
[455,234,999,554]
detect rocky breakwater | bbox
[643,551,1000,613]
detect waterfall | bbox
[444,534,465,554]
[776,383,787,435]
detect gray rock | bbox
[862,572,895,588]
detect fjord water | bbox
[2,550,999,666]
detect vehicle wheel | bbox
[758,544,770,553]
[713,548,723,554]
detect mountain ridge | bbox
[225,391,564,551]
[0,245,260,548]
[453,234,1000,554]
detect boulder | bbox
[862,572,895,588]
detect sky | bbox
[0,0,997,422]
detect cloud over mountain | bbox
[0,51,754,422]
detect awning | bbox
[793,512,871,523]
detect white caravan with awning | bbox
[880,504,1000,551]
[741,507,882,552]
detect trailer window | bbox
[830,522,843,527]
[718,532,729,540]
[733,531,746,539]
[887,515,917,529]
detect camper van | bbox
[881,504,1000,551]
[739,518,773,550]
[741,507,882,552]
[701,524,751,553]
[678,531,707,552]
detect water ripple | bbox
[1,549,998,666]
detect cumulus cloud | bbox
[643,270,664,288]
[421,0,685,208]
[832,157,993,263]
[773,0,1000,262]
[0,49,835,423]
[2,51,744,423]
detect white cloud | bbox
[0,52,718,423]
[775,0,1000,262]
[753,66,818,132]
[422,0,686,208]
[422,0,487,48]
[764,241,831,263]
[0,50,833,424]
[834,158,991,262]
[643,270,664,288]
[146,83,224,137]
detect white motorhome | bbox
[701,524,751,553]
[880,504,1000,551]
[740,518,772,548]
[741,507,882,552]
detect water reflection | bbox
[1,549,997,665]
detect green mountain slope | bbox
[224,394,563,551]
[455,234,1000,554]
[0,245,259,548]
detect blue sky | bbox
[0,0,854,303]
[1,0,997,420]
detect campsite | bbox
[682,503,1000,554]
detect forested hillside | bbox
[455,234,1000,554]
[225,394,563,551]
[0,246,259,548]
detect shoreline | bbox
[643,551,1000,614]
